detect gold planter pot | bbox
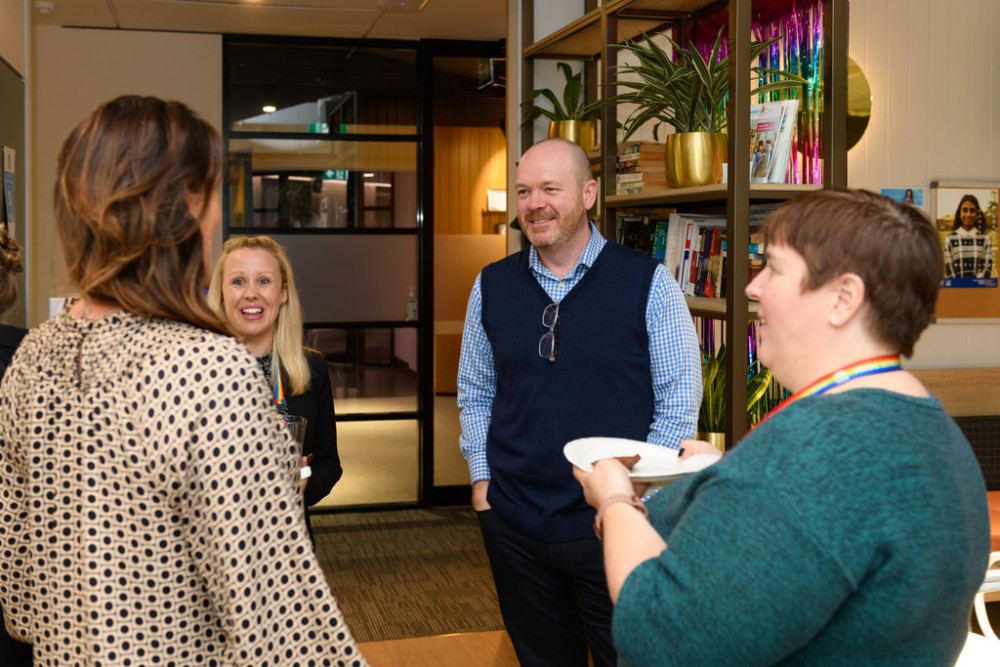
[548,120,596,154]
[665,132,727,188]
[696,431,726,454]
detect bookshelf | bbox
[520,0,849,446]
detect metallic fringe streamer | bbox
[691,0,830,185]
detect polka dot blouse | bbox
[0,311,367,666]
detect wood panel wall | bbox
[433,126,507,235]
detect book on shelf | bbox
[617,154,666,169]
[616,209,674,258]
[700,227,726,298]
[663,213,726,296]
[650,220,671,261]
[619,141,666,156]
[615,176,667,194]
[617,214,651,254]
[767,99,799,183]
[748,202,781,227]
[616,183,645,195]
[616,141,667,191]
[748,100,800,184]
[748,102,784,183]
[658,213,769,298]
[616,171,646,185]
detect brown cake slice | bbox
[591,454,641,470]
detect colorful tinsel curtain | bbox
[690,0,834,185]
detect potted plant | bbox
[521,62,604,153]
[698,344,773,451]
[603,28,806,188]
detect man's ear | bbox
[582,179,598,210]
[828,273,866,328]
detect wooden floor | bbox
[358,630,519,666]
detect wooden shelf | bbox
[606,183,821,207]
[686,296,761,319]
[520,0,848,447]
[606,0,719,13]
[523,1,708,60]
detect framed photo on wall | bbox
[931,181,1000,319]
[881,186,924,209]
[932,182,998,289]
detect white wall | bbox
[30,26,222,325]
[0,0,25,76]
[848,0,1000,369]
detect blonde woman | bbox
[208,235,342,507]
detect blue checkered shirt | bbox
[457,223,702,484]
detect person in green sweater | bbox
[574,188,991,666]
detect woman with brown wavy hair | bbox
[0,96,366,666]
[0,228,30,667]
[0,228,25,374]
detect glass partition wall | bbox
[224,36,505,509]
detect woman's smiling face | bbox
[959,200,979,231]
[221,247,288,356]
[745,243,839,391]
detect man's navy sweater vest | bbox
[480,242,658,541]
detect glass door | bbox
[422,42,508,504]
[224,36,422,508]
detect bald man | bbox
[458,138,701,666]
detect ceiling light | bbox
[262,105,277,113]
[363,173,375,178]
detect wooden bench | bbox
[990,492,1000,553]
[910,368,1000,418]
[911,369,1000,552]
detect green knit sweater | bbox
[614,390,990,666]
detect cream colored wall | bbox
[848,0,1000,369]
[30,26,221,325]
[0,0,25,76]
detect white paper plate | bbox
[563,437,721,483]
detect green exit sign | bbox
[323,170,348,180]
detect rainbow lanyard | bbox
[273,354,286,413]
[756,354,902,428]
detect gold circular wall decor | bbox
[846,57,872,150]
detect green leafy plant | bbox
[521,62,604,125]
[699,344,773,433]
[603,28,807,140]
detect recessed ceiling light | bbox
[262,105,277,113]
[363,173,375,178]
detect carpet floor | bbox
[310,507,505,643]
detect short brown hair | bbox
[762,188,941,357]
[55,95,228,333]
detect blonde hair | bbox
[207,236,311,395]
[55,95,228,333]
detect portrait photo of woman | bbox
[937,188,998,286]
